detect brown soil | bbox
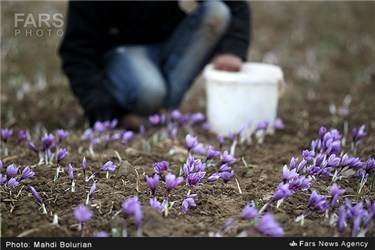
[1,0,375,238]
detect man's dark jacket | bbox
[58,0,251,124]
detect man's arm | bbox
[213,0,251,71]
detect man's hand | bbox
[213,54,243,72]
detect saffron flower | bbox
[337,205,347,235]
[0,174,7,184]
[1,128,13,143]
[56,129,69,142]
[274,117,285,129]
[219,170,235,183]
[206,145,220,160]
[94,231,109,237]
[221,151,236,165]
[330,183,346,208]
[165,173,184,195]
[74,204,93,225]
[67,163,75,192]
[30,186,47,214]
[86,181,96,205]
[282,165,299,182]
[149,197,168,212]
[82,157,87,180]
[122,196,143,230]
[255,213,284,237]
[18,130,28,143]
[6,164,19,178]
[153,161,170,175]
[186,172,205,187]
[100,161,117,178]
[146,174,160,196]
[6,177,19,188]
[185,134,198,152]
[57,148,68,163]
[182,194,197,214]
[241,200,258,220]
[20,166,35,180]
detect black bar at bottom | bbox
[1,237,374,250]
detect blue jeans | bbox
[103,1,231,115]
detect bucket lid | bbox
[203,62,284,85]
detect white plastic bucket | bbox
[203,62,284,137]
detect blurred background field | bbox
[1,0,374,131]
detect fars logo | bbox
[14,13,64,37]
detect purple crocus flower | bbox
[307,190,329,213]
[6,164,19,178]
[221,150,236,165]
[165,173,184,194]
[1,128,13,142]
[241,200,258,220]
[282,165,299,182]
[122,196,143,228]
[100,161,117,172]
[255,120,269,131]
[190,112,205,126]
[219,170,235,183]
[122,130,135,144]
[6,177,19,188]
[146,174,160,195]
[18,130,28,143]
[274,117,285,130]
[191,143,206,155]
[149,197,168,212]
[82,157,87,175]
[288,175,311,191]
[352,124,367,145]
[170,109,182,121]
[0,173,7,184]
[57,148,68,163]
[289,157,299,170]
[296,159,307,173]
[255,213,284,237]
[27,141,39,154]
[207,172,221,182]
[217,135,225,149]
[41,133,55,150]
[218,163,232,173]
[185,134,198,151]
[122,196,141,216]
[153,161,170,175]
[206,145,220,160]
[186,172,206,187]
[74,204,93,224]
[89,182,96,197]
[0,160,2,170]
[330,183,346,208]
[337,205,347,234]
[345,198,366,237]
[68,163,74,181]
[20,166,35,180]
[30,186,43,204]
[57,129,69,142]
[182,194,197,214]
[272,182,294,201]
[365,158,375,173]
[149,114,161,126]
[302,149,315,161]
[94,231,109,237]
